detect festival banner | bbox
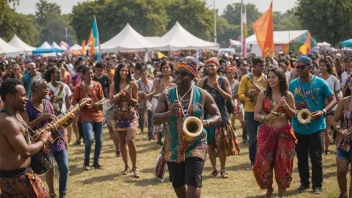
[252,1,274,56]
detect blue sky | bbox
[15,0,296,15]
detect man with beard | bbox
[0,79,52,197]
[153,58,221,198]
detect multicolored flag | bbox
[91,16,101,61]
[252,1,274,57]
[299,32,312,55]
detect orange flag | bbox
[80,40,86,55]
[299,32,312,55]
[252,2,274,56]
[89,38,95,56]
[87,29,93,46]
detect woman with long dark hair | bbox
[333,74,352,198]
[319,58,341,154]
[253,67,296,197]
[150,61,175,145]
[109,64,140,177]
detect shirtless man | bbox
[0,79,51,197]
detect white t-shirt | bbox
[48,82,72,114]
[341,71,352,89]
[322,75,340,111]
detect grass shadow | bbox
[124,176,170,187]
[81,173,120,184]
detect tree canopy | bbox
[296,0,352,46]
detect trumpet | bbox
[297,109,312,124]
[31,98,93,152]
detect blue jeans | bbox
[50,149,69,197]
[245,112,260,166]
[82,121,103,165]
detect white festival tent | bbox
[246,30,308,56]
[100,23,153,52]
[149,22,219,51]
[70,43,82,51]
[0,37,21,57]
[8,34,36,54]
[52,42,65,50]
[39,41,52,49]
[317,41,331,47]
[145,37,161,43]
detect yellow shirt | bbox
[237,73,268,112]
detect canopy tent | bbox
[8,34,36,53]
[341,39,352,48]
[100,23,152,52]
[0,37,21,57]
[317,41,331,47]
[70,44,82,51]
[229,39,241,47]
[32,41,64,55]
[145,37,161,44]
[150,22,219,51]
[246,30,317,56]
[52,42,65,50]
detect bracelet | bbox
[261,115,265,122]
[202,120,209,127]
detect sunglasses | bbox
[175,70,191,76]
[296,65,309,70]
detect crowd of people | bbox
[0,50,352,198]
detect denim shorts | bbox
[337,148,352,162]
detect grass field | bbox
[53,123,344,198]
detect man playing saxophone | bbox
[0,79,51,197]
[153,59,221,198]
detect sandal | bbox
[220,170,228,178]
[116,150,121,157]
[132,168,140,178]
[210,169,218,178]
[121,167,130,175]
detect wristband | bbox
[202,120,209,127]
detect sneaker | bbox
[220,170,228,178]
[121,167,130,175]
[296,185,309,192]
[132,168,140,178]
[93,163,103,169]
[83,165,90,170]
[313,187,322,194]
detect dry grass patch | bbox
[51,123,343,198]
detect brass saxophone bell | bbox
[297,109,312,124]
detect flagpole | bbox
[240,0,244,57]
[65,27,68,44]
[213,0,217,43]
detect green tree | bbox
[222,3,262,35]
[35,0,76,45]
[0,2,39,46]
[71,0,167,44]
[275,9,303,31]
[166,0,214,41]
[216,16,240,47]
[296,0,352,46]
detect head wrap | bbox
[175,57,199,76]
[205,57,220,67]
[226,65,237,72]
[297,56,312,66]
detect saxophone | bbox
[30,98,93,152]
[30,98,93,175]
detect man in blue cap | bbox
[289,56,336,194]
